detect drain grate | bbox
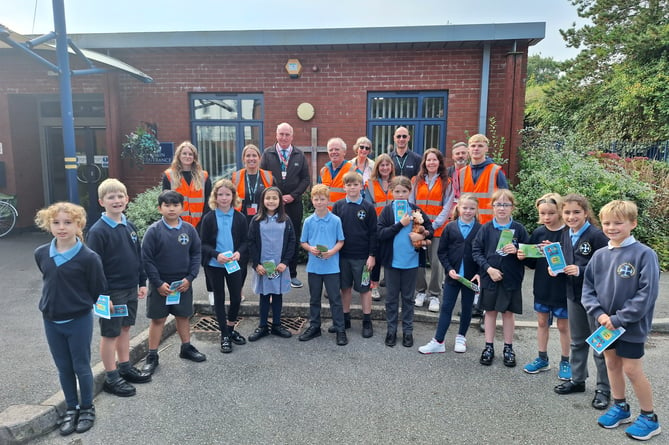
[269,316,306,334]
[191,316,243,333]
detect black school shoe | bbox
[480,345,494,365]
[220,336,232,353]
[271,325,292,338]
[59,408,78,436]
[402,332,414,348]
[592,389,611,410]
[179,344,207,362]
[336,331,348,346]
[299,325,322,341]
[362,320,373,338]
[229,330,246,345]
[75,405,95,434]
[554,380,586,394]
[119,366,152,383]
[385,331,397,347]
[248,326,270,342]
[103,376,136,397]
[503,346,516,367]
[141,354,159,375]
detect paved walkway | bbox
[1,230,667,444]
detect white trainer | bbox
[414,292,427,307]
[454,335,467,353]
[371,288,381,301]
[419,338,446,354]
[428,296,440,312]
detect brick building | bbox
[0,23,543,229]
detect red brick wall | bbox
[0,43,528,200]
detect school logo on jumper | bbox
[578,242,592,256]
[178,233,190,245]
[616,262,636,278]
[130,231,138,243]
[357,209,367,220]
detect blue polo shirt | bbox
[301,211,345,274]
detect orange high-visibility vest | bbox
[165,169,209,227]
[366,179,394,216]
[230,169,273,211]
[320,161,355,209]
[413,176,449,237]
[459,163,501,224]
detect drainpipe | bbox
[478,43,491,134]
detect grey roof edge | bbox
[68,22,545,50]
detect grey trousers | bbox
[567,297,610,391]
[416,237,443,297]
[308,273,345,331]
[385,267,418,334]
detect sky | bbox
[1,0,586,60]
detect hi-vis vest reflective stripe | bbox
[413,177,447,237]
[165,169,208,227]
[368,179,394,216]
[459,163,501,224]
[320,161,355,209]
[230,169,273,211]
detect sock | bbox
[539,351,548,361]
[363,313,371,322]
[485,342,494,349]
[181,342,191,350]
[561,355,569,363]
[106,369,120,383]
[148,348,158,357]
[641,410,656,420]
[504,343,513,350]
[614,398,629,409]
[118,361,131,373]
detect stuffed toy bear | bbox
[411,209,431,249]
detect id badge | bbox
[281,171,287,180]
[247,204,258,216]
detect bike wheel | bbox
[0,201,17,237]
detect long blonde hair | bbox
[169,141,205,191]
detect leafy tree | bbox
[538,0,669,141]
[526,54,562,86]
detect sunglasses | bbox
[395,134,409,139]
[358,145,371,151]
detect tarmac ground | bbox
[1,230,668,444]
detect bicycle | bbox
[0,194,18,238]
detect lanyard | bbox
[277,146,290,172]
[395,153,408,176]
[246,173,259,203]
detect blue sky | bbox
[1,0,585,60]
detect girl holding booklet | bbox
[472,189,529,367]
[418,193,481,354]
[247,186,296,341]
[34,202,106,435]
[200,179,249,353]
[517,193,571,380]
[552,193,611,410]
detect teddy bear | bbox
[411,209,431,250]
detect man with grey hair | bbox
[260,122,311,288]
[319,137,355,210]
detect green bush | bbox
[125,186,162,239]
[514,128,668,269]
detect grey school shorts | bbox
[99,288,138,338]
[146,283,194,319]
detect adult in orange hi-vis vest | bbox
[458,134,508,225]
[162,141,212,230]
[410,148,455,313]
[231,144,275,226]
[319,137,355,210]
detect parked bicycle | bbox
[0,194,18,238]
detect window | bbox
[190,93,263,181]
[367,91,448,156]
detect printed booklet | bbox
[166,280,183,305]
[586,325,626,354]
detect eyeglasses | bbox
[358,145,371,151]
[395,134,409,139]
[493,203,513,208]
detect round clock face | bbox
[297,102,315,121]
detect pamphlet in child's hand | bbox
[394,200,409,222]
[542,242,567,274]
[222,251,241,274]
[361,267,370,286]
[262,260,276,276]
[166,280,183,305]
[586,325,626,354]
[496,229,515,256]
[111,304,128,317]
[518,243,544,258]
[456,276,480,293]
[94,295,111,319]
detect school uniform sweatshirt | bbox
[560,225,608,302]
[581,240,660,343]
[332,197,377,260]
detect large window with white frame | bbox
[190,93,264,181]
[367,91,448,158]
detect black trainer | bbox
[480,345,494,365]
[299,325,322,341]
[119,366,152,383]
[103,376,136,397]
[179,344,207,362]
[229,330,246,345]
